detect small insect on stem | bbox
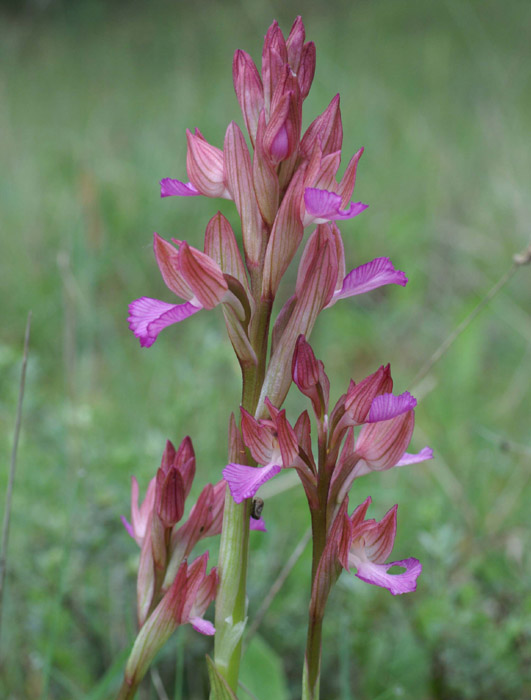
[251,498,264,520]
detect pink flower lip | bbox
[128,297,202,348]
[367,392,417,423]
[222,462,282,504]
[395,446,434,466]
[329,257,408,306]
[160,179,201,198]
[354,557,422,595]
[304,187,368,224]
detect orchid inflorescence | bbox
[119,17,432,700]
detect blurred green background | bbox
[1,0,530,698]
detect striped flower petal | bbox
[367,392,417,423]
[222,462,282,504]
[160,178,201,198]
[332,257,407,303]
[395,446,434,467]
[354,557,422,595]
[304,187,368,223]
[128,297,202,347]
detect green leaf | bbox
[206,656,239,700]
[239,635,289,700]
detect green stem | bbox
[303,612,323,700]
[303,430,332,699]
[249,297,273,413]
[211,296,273,694]
[212,494,252,691]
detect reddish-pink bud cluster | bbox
[123,437,264,628]
[123,552,218,691]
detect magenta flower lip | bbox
[354,557,422,596]
[128,297,203,348]
[222,462,282,503]
[330,257,408,306]
[367,392,417,423]
[160,179,201,198]
[304,187,368,224]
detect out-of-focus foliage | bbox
[0,0,529,698]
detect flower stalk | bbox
[122,15,432,700]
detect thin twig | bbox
[0,311,32,640]
[410,243,530,390]
[245,527,312,647]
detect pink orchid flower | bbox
[223,400,298,503]
[128,233,229,347]
[342,498,422,595]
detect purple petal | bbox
[395,446,434,466]
[160,178,201,198]
[128,297,202,347]
[367,392,417,423]
[121,515,135,539]
[250,516,267,532]
[304,187,368,221]
[222,463,282,504]
[355,557,422,595]
[333,257,408,302]
[190,616,215,635]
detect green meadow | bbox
[1,0,529,697]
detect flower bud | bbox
[232,49,264,147]
[263,91,300,165]
[224,121,265,268]
[292,335,330,419]
[253,110,280,226]
[285,16,305,73]
[297,41,316,99]
[155,467,185,529]
[261,168,304,299]
[186,129,229,198]
[124,554,217,692]
[300,94,342,160]
[262,21,287,114]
